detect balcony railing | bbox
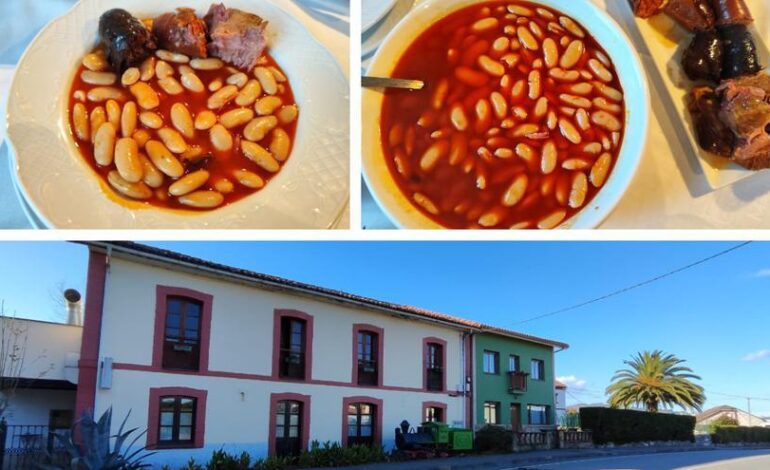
[508,371,528,393]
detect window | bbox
[357,331,379,386]
[531,359,545,381]
[279,317,307,379]
[508,354,520,372]
[483,401,500,424]
[425,341,444,391]
[483,350,499,374]
[158,396,196,446]
[347,403,376,447]
[275,400,304,456]
[425,406,444,423]
[528,405,549,425]
[162,297,202,370]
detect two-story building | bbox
[7,242,567,467]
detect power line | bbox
[515,242,753,325]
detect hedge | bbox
[579,407,695,444]
[474,425,513,453]
[712,426,770,444]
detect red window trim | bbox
[341,396,383,447]
[75,250,107,420]
[146,386,207,449]
[271,309,314,381]
[152,286,213,373]
[351,324,384,388]
[268,392,311,457]
[422,337,447,392]
[422,401,448,423]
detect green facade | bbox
[474,333,556,428]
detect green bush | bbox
[712,426,770,444]
[474,425,512,453]
[206,449,252,469]
[579,407,695,444]
[708,416,739,434]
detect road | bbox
[504,449,770,470]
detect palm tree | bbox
[606,350,706,413]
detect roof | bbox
[84,242,569,350]
[695,405,769,423]
[555,380,567,389]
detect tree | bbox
[606,350,706,413]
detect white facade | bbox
[698,406,770,428]
[554,383,567,426]
[92,256,468,467]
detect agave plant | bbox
[606,350,706,413]
[40,407,154,469]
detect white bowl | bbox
[362,0,649,229]
[6,0,349,229]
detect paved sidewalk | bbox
[325,445,770,470]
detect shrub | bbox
[296,441,387,467]
[708,416,739,434]
[579,407,695,444]
[712,426,770,444]
[206,449,252,469]
[474,425,512,453]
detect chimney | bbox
[64,289,82,326]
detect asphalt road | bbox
[504,450,770,470]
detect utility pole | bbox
[748,397,752,426]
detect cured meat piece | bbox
[710,0,753,26]
[629,0,667,18]
[664,0,716,31]
[681,30,723,82]
[204,3,268,71]
[720,24,761,79]
[153,8,208,58]
[99,9,157,73]
[688,86,734,157]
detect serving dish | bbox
[632,0,769,189]
[362,0,649,229]
[6,0,349,229]
[363,0,400,33]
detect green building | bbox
[473,332,568,430]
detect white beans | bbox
[139,112,163,129]
[146,140,184,178]
[233,169,265,189]
[220,108,255,129]
[478,55,505,76]
[121,67,140,86]
[181,71,205,93]
[277,105,298,125]
[121,101,137,138]
[156,49,189,63]
[568,172,587,208]
[517,26,539,50]
[140,57,156,81]
[502,174,528,207]
[82,53,107,72]
[158,77,184,95]
[108,170,152,199]
[591,110,622,132]
[140,154,164,188]
[255,96,283,116]
[81,71,116,85]
[130,82,159,110]
[73,103,90,141]
[190,58,224,70]
[541,141,557,174]
[179,190,224,208]
[227,72,249,88]
[591,152,612,187]
[472,17,498,33]
[93,122,116,166]
[114,137,143,183]
[214,178,235,193]
[157,128,188,154]
[106,100,121,127]
[171,103,195,139]
[90,107,106,142]
[210,124,233,152]
[155,60,175,80]
[270,128,291,161]
[560,40,584,69]
[236,80,262,106]
[169,170,209,196]
[254,67,278,95]
[241,141,280,172]
[243,116,278,142]
[87,87,124,102]
[558,118,582,144]
[420,141,449,172]
[208,85,239,109]
[538,209,566,229]
[195,111,217,130]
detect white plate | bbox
[362,0,649,229]
[6,0,349,229]
[633,0,770,189]
[362,0,399,32]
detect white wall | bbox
[4,389,75,426]
[15,319,81,383]
[94,256,468,465]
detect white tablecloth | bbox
[361,0,770,229]
[0,0,349,229]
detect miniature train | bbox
[394,420,473,454]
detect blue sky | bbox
[1,241,768,415]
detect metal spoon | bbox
[362,76,424,90]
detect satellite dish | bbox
[63,289,81,303]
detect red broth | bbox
[68,48,297,211]
[380,1,626,229]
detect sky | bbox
[0,241,768,415]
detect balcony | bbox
[508,371,528,394]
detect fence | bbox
[512,429,594,452]
[0,422,68,469]
[558,429,593,449]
